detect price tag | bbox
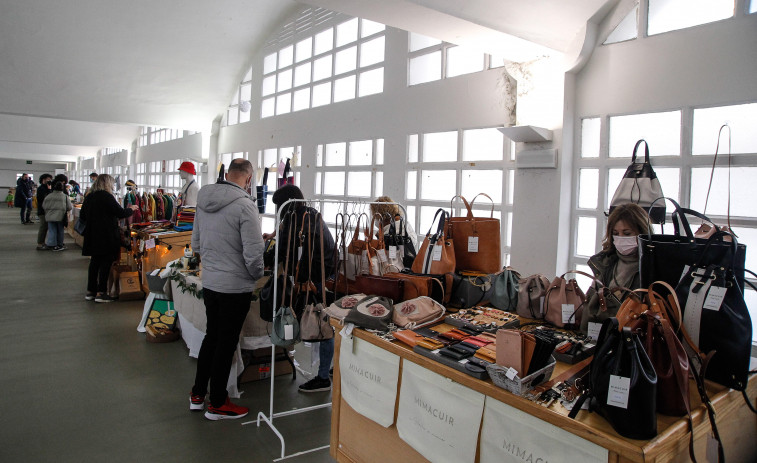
[284,324,294,340]
[432,244,442,261]
[388,246,398,259]
[458,358,469,364]
[431,349,441,354]
[587,322,602,341]
[145,238,156,250]
[377,249,388,263]
[297,246,303,260]
[607,375,631,409]
[505,367,518,380]
[561,304,575,324]
[703,286,727,311]
[338,247,344,260]
[467,236,479,253]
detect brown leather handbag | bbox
[412,208,455,275]
[382,271,434,301]
[448,194,501,274]
[352,274,405,303]
[516,274,550,319]
[543,271,588,329]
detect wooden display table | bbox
[137,230,192,294]
[330,323,757,463]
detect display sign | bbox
[480,397,607,463]
[339,335,400,428]
[397,361,484,462]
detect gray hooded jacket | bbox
[191,181,264,293]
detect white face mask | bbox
[613,235,638,256]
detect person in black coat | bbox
[14,173,33,224]
[80,174,137,303]
[36,174,53,250]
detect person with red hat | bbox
[178,161,199,207]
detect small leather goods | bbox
[393,330,424,347]
[608,139,665,224]
[439,328,471,342]
[544,271,587,329]
[343,295,394,332]
[474,347,496,363]
[516,274,550,319]
[392,296,445,329]
[448,194,501,274]
[489,267,520,312]
[412,208,455,275]
[461,336,492,348]
[353,274,405,303]
[416,337,445,350]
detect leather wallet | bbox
[393,330,423,347]
[463,336,493,348]
[440,328,471,341]
[417,337,445,350]
[439,346,470,360]
[496,329,524,375]
[474,346,496,363]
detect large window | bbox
[572,102,757,342]
[405,127,514,265]
[252,146,302,233]
[138,127,193,147]
[408,33,505,86]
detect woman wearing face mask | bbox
[581,203,651,334]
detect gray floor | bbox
[0,207,335,463]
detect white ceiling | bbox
[0,0,616,164]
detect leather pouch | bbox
[474,346,497,363]
[417,337,445,350]
[440,328,471,341]
[393,330,424,348]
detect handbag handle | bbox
[424,208,449,239]
[469,193,495,218]
[631,139,650,164]
[703,124,732,228]
[280,209,296,307]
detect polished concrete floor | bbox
[0,207,335,462]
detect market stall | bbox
[136,229,192,294]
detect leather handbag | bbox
[270,304,300,347]
[489,267,520,312]
[412,208,455,275]
[392,296,445,329]
[343,295,395,331]
[449,272,494,309]
[448,194,501,274]
[608,139,665,224]
[259,212,297,322]
[352,274,405,302]
[384,214,416,268]
[324,293,367,323]
[299,214,334,342]
[346,213,379,278]
[382,271,434,302]
[74,218,86,235]
[516,274,550,319]
[694,124,736,240]
[570,318,658,440]
[543,271,588,329]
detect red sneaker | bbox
[204,398,248,421]
[189,392,205,411]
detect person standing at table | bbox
[35,174,53,250]
[189,158,264,420]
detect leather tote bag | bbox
[675,230,752,391]
[270,266,300,347]
[385,215,417,268]
[346,214,379,278]
[543,271,588,329]
[570,318,658,440]
[392,296,445,329]
[609,139,665,224]
[516,274,550,319]
[299,214,334,342]
[489,267,520,312]
[448,194,501,274]
[412,208,455,275]
[449,273,494,309]
[382,272,434,302]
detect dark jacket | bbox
[581,250,641,333]
[14,177,32,207]
[277,205,336,285]
[37,184,52,215]
[80,190,133,259]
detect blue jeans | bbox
[46,221,64,247]
[317,337,334,379]
[20,198,31,222]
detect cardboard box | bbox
[238,348,294,383]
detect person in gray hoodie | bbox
[42,181,72,251]
[189,158,264,421]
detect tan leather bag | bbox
[412,208,455,275]
[543,271,588,329]
[392,296,445,329]
[448,194,501,274]
[516,274,550,319]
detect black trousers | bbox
[87,255,114,294]
[20,198,31,223]
[192,288,251,407]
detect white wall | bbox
[135,133,204,164]
[1,158,67,188]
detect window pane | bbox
[574,265,594,292]
[419,206,444,234]
[295,37,312,62]
[506,212,513,247]
[312,82,331,107]
[227,108,238,125]
[347,171,372,197]
[358,67,383,97]
[336,18,358,47]
[314,28,334,55]
[462,128,504,161]
[275,93,291,115]
[293,88,310,112]
[730,227,757,272]
[578,169,599,209]
[335,46,357,75]
[375,139,384,165]
[691,167,757,217]
[409,33,441,52]
[604,6,638,44]
[609,111,681,157]
[262,75,276,96]
[581,118,601,158]
[239,109,250,123]
[361,19,385,37]
[447,46,484,78]
[334,75,356,103]
[278,45,294,68]
[648,0,733,36]
[294,63,312,87]
[313,55,333,81]
[325,142,346,166]
[263,149,277,168]
[349,140,372,166]
[576,216,598,257]
[360,36,385,67]
[460,170,502,203]
[423,131,458,162]
[407,171,417,200]
[409,52,442,86]
[654,167,680,203]
[744,289,757,343]
[264,53,277,74]
[693,103,757,155]
[421,170,456,200]
[323,172,345,195]
[408,134,419,163]
[314,171,322,195]
[375,171,383,197]
[277,69,292,92]
[507,170,514,205]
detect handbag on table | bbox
[392,296,445,329]
[608,139,666,224]
[299,213,334,342]
[384,214,416,269]
[381,271,435,302]
[352,274,405,302]
[449,272,494,309]
[543,271,589,329]
[515,274,550,319]
[412,208,455,275]
[343,295,395,332]
[448,194,501,274]
[488,267,521,312]
[346,213,380,278]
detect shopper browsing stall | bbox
[35,174,53,250]
[41,181,71,251]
